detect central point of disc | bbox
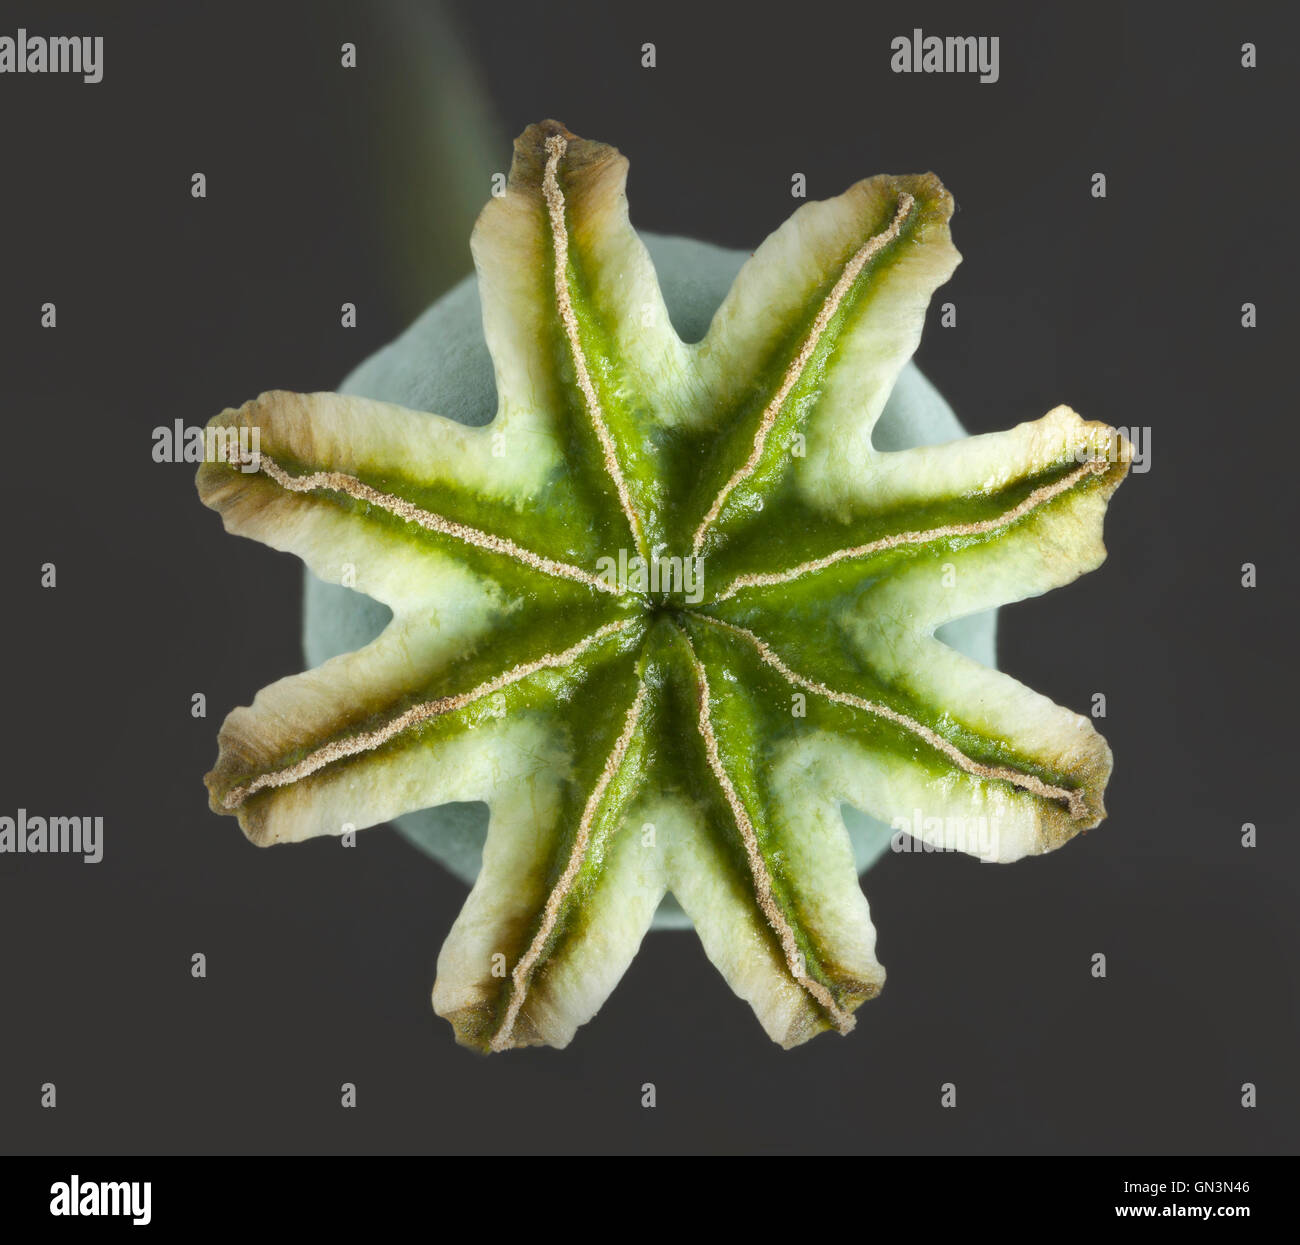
[597,547,704,609]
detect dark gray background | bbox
[1,1,1294,1155]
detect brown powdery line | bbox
[247,453,618,594]
[675,624,858,1034]
[221,619,633,811]
[690,613,1087,821]
[714,456,1112,602]
[691,193,916,555]
[491,680,649,1050]
[542,133,646,556]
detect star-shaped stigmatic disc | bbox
[198,120,1129,1052]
